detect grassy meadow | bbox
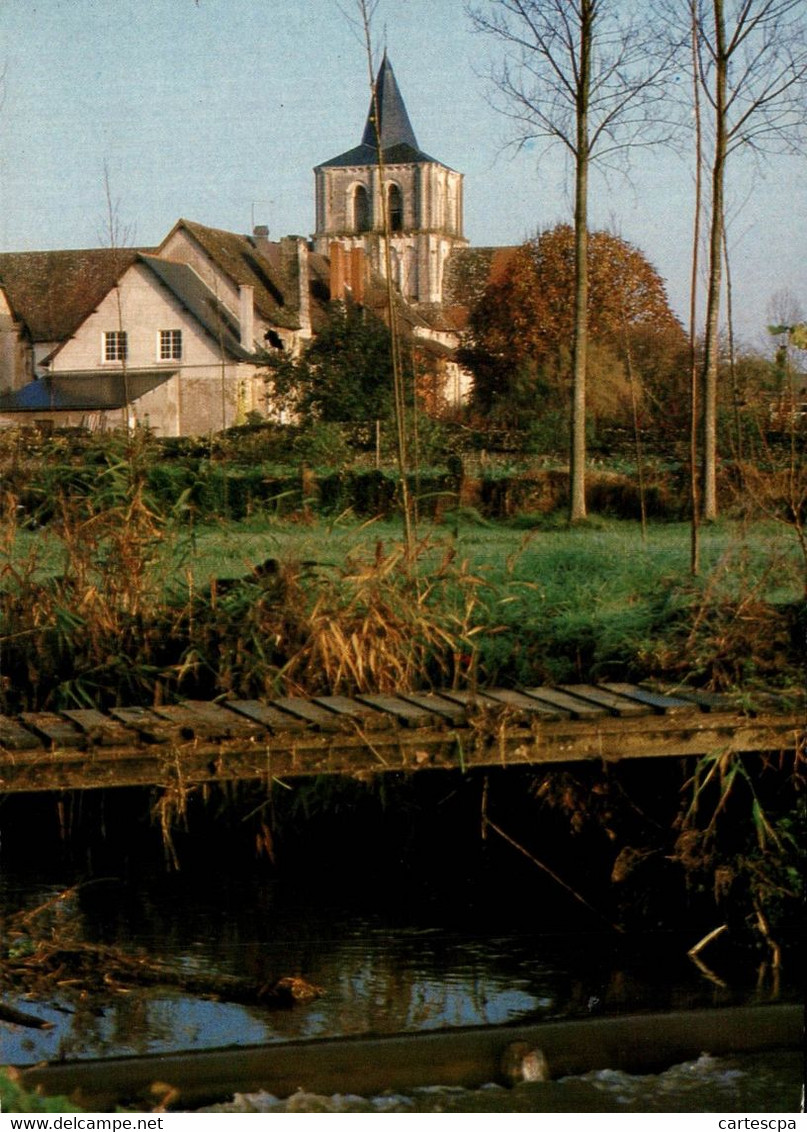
[3,503,804,713]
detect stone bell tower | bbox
[313,54,467,306]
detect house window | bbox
[104,330,127,362]
[159,329,182,360]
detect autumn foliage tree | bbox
[463,225,686,439]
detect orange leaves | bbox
[471,224,684,368]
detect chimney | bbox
[239,284,254,351]
[253,224,270,242]
[349,247,366,305]
[329,242,346,301]
[296,239,311,335]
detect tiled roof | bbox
[162,220,331,332]
[0,248,145,342]
[165,221,299,330]
[316,141,443,169]
[0,370,174,412]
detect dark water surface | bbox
[1,769,803,1116]
[1,858,802,1112]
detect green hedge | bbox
[5,452,691,525]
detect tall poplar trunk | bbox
[689,0,703,575]
[569,1,592,524]
[701,0,727,523]
[357,3,415,558]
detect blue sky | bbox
[1,0,804,345]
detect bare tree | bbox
[340,0,416,556]
[101,162,136,431]
[687,0,807,521]
[467,0,676,522]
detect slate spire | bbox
[361,53,419,152]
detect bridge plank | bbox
[20,712,86,749]
[109,706,176,743]
[355,694,439,728]
[397,692,468,725]
[150,702,259,740]
[151,703,218,737]
[226,700,308,734]
[520,687,607,719]
[0,715,43,750]
[271,697,352,733]
[61,709,134,747]
[664,688,736,713]
[313,695,393,730]
[600,684,696,716]
[483,688,569,721]
[178,701,263,739]
[438,690,514,712]
[559,685,651,717]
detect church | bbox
[0,56,496,434]
[313,53,467,308]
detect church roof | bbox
[361,52,418,151]
[316,54,447,169]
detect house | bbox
[156,219,333,351]
[0,55,477,435]
[0,248,144,397]
[0,227,335,434]
[0,249,264,434]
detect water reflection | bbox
[1,865,796,1069]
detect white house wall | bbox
[48,262,261,436]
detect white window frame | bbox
[158,328,182,361]
[103,330,128,363]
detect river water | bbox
[1,852,802,1113]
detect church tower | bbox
[313,54,467,306]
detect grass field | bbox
[3,512,803,708]
[170,513,798,592]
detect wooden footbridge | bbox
[0,682,803,794]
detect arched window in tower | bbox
[353,185,370,233]
[388,184,404,232]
